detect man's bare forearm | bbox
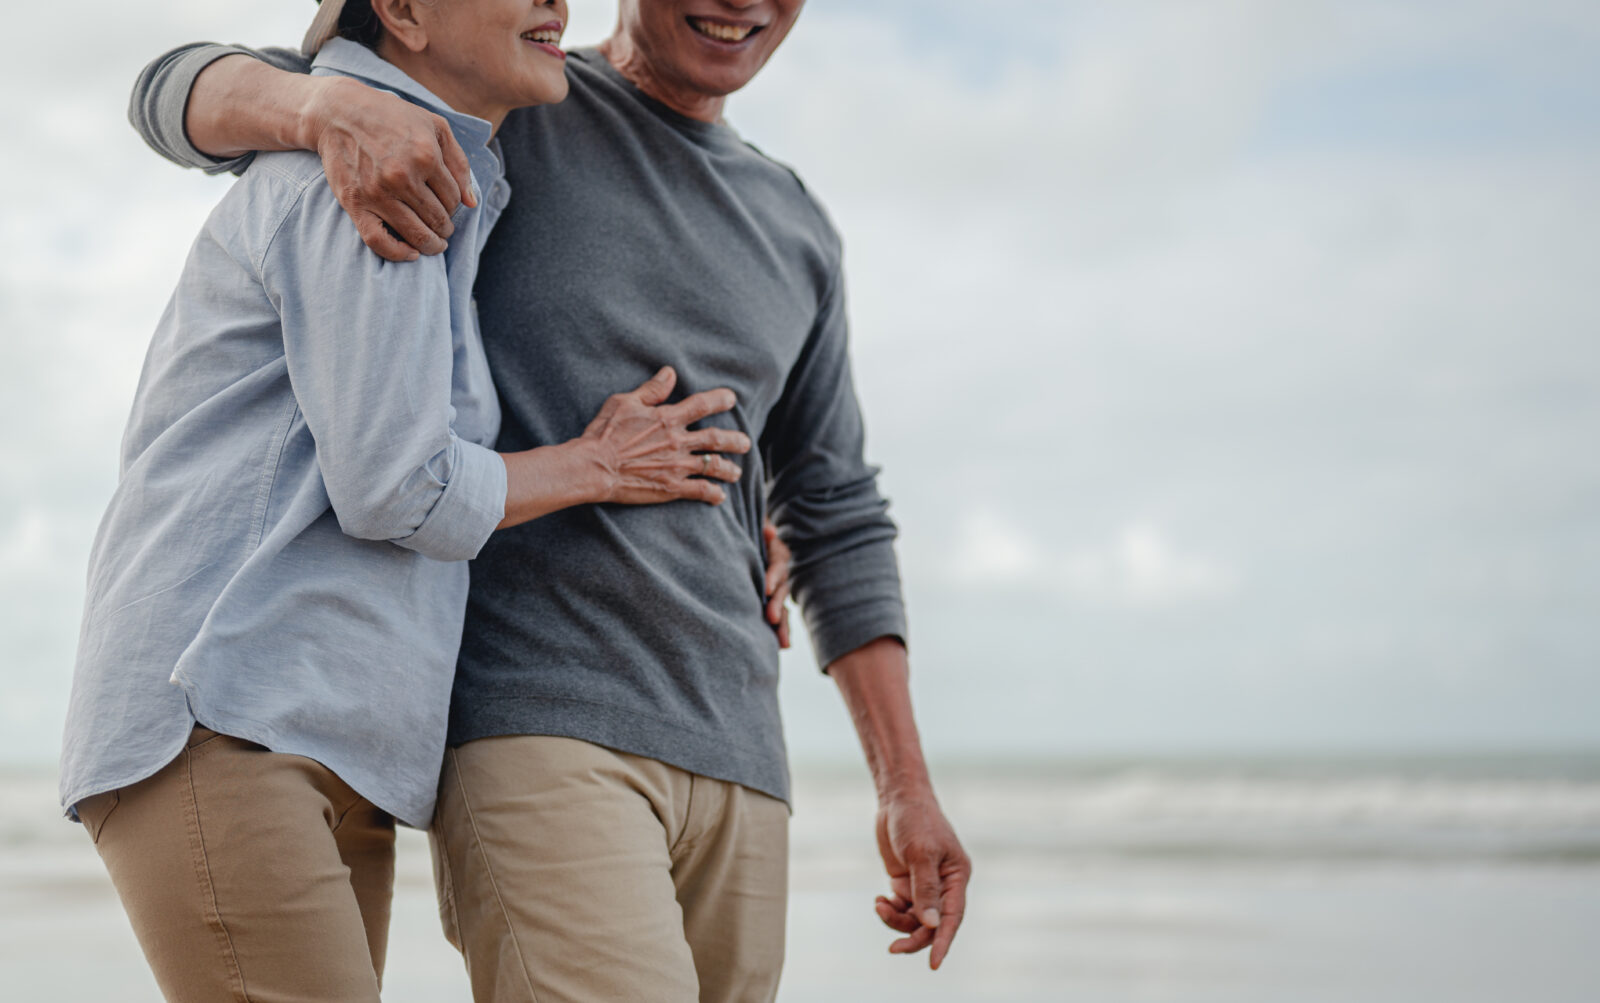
[828,637,934,802]
[186,54,333,159]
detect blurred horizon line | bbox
[6,745,1600,778]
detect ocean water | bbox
[3,755,1599,1002]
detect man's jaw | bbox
[686,15,767,48]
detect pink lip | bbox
[522,21,566,60]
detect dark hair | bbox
[337,0,385,50]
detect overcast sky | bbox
[2,0,1597,767]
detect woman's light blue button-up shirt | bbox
[60,39,510,827]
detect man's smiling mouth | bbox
[687,17,764,44]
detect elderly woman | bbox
[57,1,764,999]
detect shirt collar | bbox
[311,38,497,159]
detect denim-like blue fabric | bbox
[61,40,509,827]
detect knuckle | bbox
[905,840,939,864]
[378,162,412,190]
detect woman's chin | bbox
[513,71,570,110]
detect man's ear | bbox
[372,0,430,54]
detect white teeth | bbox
[522,30,561,44]
[690,19,754,42]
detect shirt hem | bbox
[177,675,441,828]
[449,694,791,806]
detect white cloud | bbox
[944,513,1236,607]
[946,511,1041,585]
[1062,526,1239,606]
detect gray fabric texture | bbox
[128,44,908,804]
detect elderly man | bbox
[128,1,969,999]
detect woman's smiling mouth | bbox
[521,22,566,59]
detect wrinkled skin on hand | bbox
[872,793,972,970]
[579,366,748,506]
[313,76,475,261]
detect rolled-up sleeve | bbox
[259,170,506,563]
[398,436,508,561]
[129,43,313,176]
[763,258,908,670]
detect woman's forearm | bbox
[186,54,334,159]
[496,441,610,530]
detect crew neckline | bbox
[572,47,745,151]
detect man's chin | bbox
[674,45,773,98]
[686,66,762,99]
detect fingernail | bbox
[921,908,941,928]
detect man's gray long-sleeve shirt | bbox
[132,44,907,802]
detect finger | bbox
[350,210,420,262]
[762,523,789,594]
[908,850,944,933]
[371,196,447,256]
[694,455,743,484]
[683,428,752,455]
[764,552,783,600]
[434,115,475,208]
[770,576,792,615]
[663,387,737,426]
[424,163,463,224]
[929,872,969,971]
[888,926,936,955]
[889,875,913,903]
[401,179,455,244]
[679,479,727,506]
[874,897,921,934]
[634,366,677,406]
[777,608,791,649]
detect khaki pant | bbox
[78,727,396,1002]
[430,735,790,1003]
